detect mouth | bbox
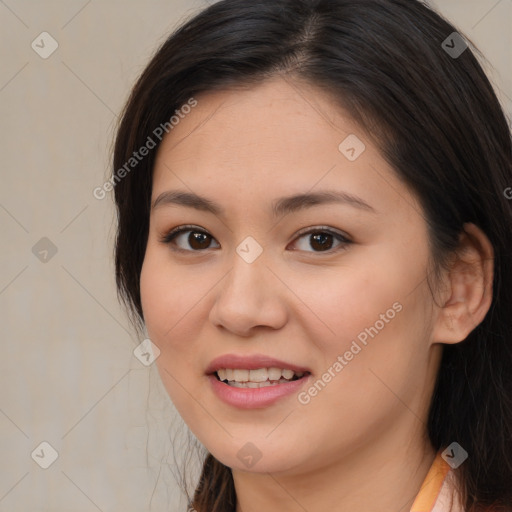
[206,354,312,408]
[213,367,310,388]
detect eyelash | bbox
[159,224,352,254]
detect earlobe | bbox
[431,223,494,345]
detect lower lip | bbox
[208,374,310,409]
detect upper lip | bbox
[206,353,311,375]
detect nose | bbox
[208,247,288,337]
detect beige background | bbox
[0,1,510,511]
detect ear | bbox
[431,222,494,345]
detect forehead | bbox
[150,77,420,219]
[155,79,354,164]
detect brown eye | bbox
[290,228,351,253]
[160,226,220,252]
[185,231,213,250]
[310,232,334,251]
[160,225,351,254]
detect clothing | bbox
[410,452,465,512]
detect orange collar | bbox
[410,453,453,512]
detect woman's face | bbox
[140,77,444,475]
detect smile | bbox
[215,367,306,388]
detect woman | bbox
[111,0,512,510]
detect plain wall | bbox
[0,1,510,510]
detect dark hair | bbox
[112,0,512,510]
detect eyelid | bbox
[159,224,352,253]
[293,225,351,242]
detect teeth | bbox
[233,369,249,382]
[215,366,306,385]
[249,368,268,382]
[229,378,292,388]
[268,367,282,380]
[282,369,295,380]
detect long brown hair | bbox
[111,1,512,510]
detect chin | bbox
[203,437,307,475]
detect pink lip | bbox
[208,374,311,409]
[206,353,311,409]
[205,353,311,374]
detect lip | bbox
[208,374,311,409]
[205,353,311,374]
[206,353,311,409]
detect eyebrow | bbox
[151,189,377,217]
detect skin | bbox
[139,77,494,512]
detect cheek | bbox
[296,250,432,407]
[140,246,194,347]
[282,296,431,470]
[140,251,193,399]
[138,241,208,432]
[326,240,429,341]
[139,247,208,407]
[294,257,410,355]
